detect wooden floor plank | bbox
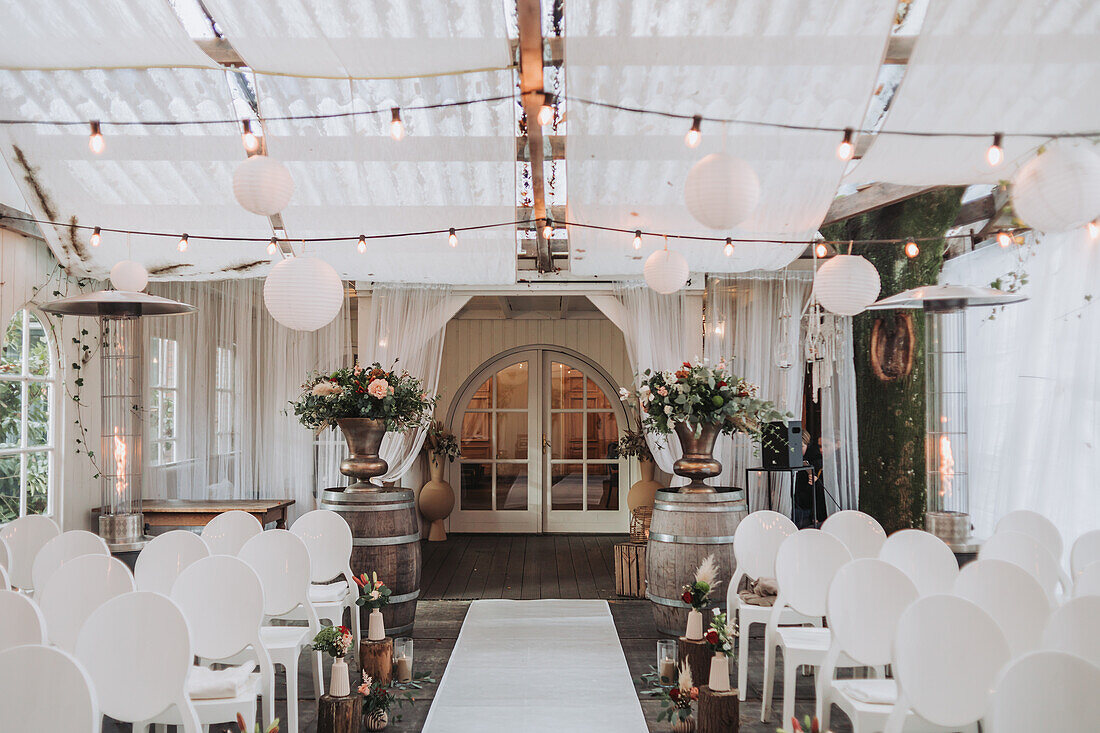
[530,535,559,599]
[520,535,541,599]
[569,535,599,598]
[554,535,580,599]
[584,535,617,598]
[459,536,500,600]
[502,534,526,599]
[449,535,492,599]
[481,535,513,598]
[422,535,470,599]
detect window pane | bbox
[551,463,584,510]
[161,392,176,439]
[150,338,163,387]
[0,454,19,523]
[1,312,22,374]
[161,440,176,464]
[550,362,565,409]
[460,412,491,459]
[163,340,177,387]
[26,315,50,376]
[586,378,611,409]
[550,412,583,460]
[0,380,21,448]
[495,412,528,459]
[467,376,492,409]
[27,383,49,446]
[216,392,231,437]
[495,362,528,408]
[496,464,528,511]
[216,347,232,390]
[587,463,619,510]
[26,451,48,515]
[460,462,492,510]
[553,364,585,410]
[586,412,618,460]
[148,391,162,440]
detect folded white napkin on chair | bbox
[309,580,351,603]
[187,662,258,699]
[834,679,898,705]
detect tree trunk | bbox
[677,637,710,689]
[698,685,739,733]
[317,693,362,733]
[359,637,394,686]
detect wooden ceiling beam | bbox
[821,183,939,226]
[516,0,553,274]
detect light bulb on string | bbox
[1089,220,1100,240]
[357,235,367,254]
[986,133,1004,167]
[836,127,855,161]
[448,227,458,248]
[724,237,734,257]
[814,242,829,259]
[390,107,405,141]
[267,237,278,255]
[241,119,260,153]
[904,239,920,258]
[88,121,105,154]
[90,226,101,247]
[685,115,702,149]
[178,233,189,252]
[996,230,1013,248]
[542,217,553,240]
[537,91,555,127]
[632,230,642,250]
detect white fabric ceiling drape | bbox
[940,230,1100,557]
[359,284,468,485]
[144,279,350,519]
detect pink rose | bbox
[657,386,668,396]
[367,378,389,398]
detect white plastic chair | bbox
[821,510,887,559]
[0,514,60,591]
[0,562,8,591]
[817,559,918,733]
[291,509,362,697]
[1070,529,1100,578]
[0,534,11,571]
[200,510,263,556]
[38,554,136,652]
[980,530,1069,602]
[761,529,852,724]
[995,509,1063,563]
[1075,560,1100,598]
[987,650,1100,733]
[884,595,1010,733]
[878,529,959,596]
[0,589,48,652]
[139,555,273,732]
[239,529,321,731]
[30,530,109,593]
[75,591,201,733]
[134,529,210,594]
[0,644,100,732]
[953,558,1052,658]
[1041,595,1100,667]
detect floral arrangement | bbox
[609,397,653,462]
[704,609,735,656]
[778,714,824,733]
[681,554,721,611]
[621,359,786,439]
[424,420,461,462]
[656,662,698,724]
[311,624,353,658]
[236,713,279,733]
[291,361,437,433]
[354,571,393,610]
[359,673,416,723]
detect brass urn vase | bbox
[337,417,389,491]
[672,422,723,493]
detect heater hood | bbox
[866,284,1027,312]
[41,290,196,318]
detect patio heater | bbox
[867,285,1025,552]
[42,291,195,551]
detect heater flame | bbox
[112,428,128,503]
[939,434,954,500]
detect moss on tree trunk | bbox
[821,188,963,533]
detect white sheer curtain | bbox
[359,284,467,486]
[941,230,1100,554]
[817,315,860,512]
[144,279,351,519]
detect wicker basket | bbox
[629,506,653,544]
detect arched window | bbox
[0,309,56,522]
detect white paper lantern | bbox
[263,256,344,331]
[813,255,881,316]
[109,260,148,292]
[233,155,294,216]
[644,249,690,294]
[1011,143,1100,233]
[684,153,761,230]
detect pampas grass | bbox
[693,554,721,590]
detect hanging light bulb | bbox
[241,119,260,154]
[537,91,555,127]
[836,127,855,161]
[357,235,367,254]
[904,238,920,258]
[1089,220,1100,240]
[542,217,553,240]
[724,237,734,257]
[986,132,1004,167]
[90,226,101,247]
[685,115,702,149]
[814,242,829,259]
[267,237,278,255]
[178,233,189,252]
[633,230,642,250]
[448,227,458,247]
[996,230,1013,248]
[88,121,105,154]
[390,107,405,141]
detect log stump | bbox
[677,637,710,688]
[614,542,647,598]
[317,693,362,733]
[698,685,739,733]
[359,637,394,687]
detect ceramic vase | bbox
[329,657,350,697]
[671,714,695,732]
[626,457,663,511]
[708,652,731,692]
[419,453,455,541]
[365,710,389,731]
[367,609,386,642]
[338,417,388,491]
[685,609,704,640]
[672,422,723,493]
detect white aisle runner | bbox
[422,599,648,732]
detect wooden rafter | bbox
[516,0,553,273]
[822,183,940,226]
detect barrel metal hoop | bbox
[321,502,416,512]
[352,533,421,547]
[387,589,420,604]
[648,532,738,545]
[653,502,747,513]
[654,489,745,503]
[385,622,414,636]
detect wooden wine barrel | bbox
[320,488,421,636]
[646,488,747,637]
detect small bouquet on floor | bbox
[656,662,698,726]
[356,571,393,641]
[311,624,353,659]
[359,673,415,730]
[681,554,721,640]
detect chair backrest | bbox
[30,530,109,593]
[0,644,99,732]
[995,510,1063,562]
[733,510,797,581]
[171,554,265,661]
[893,594,1010,728]
[135,529,211,594]
[38,554,136,652]
[879,529,959,596]
[826,558,918,666]
[0,535,10,570]
[291,509,354,584]
[0,589,47,652]
[953,558,1052,658]
[200,510,262,556]
[0,562,8,591]
[1075,561,1100,598]
[0,514,60,590]
[75,591,196,725]
[980,530,1063,602]
[987,650,1100,733]
[820,510,887,560]
[1070,529,1100,578]
[1041,595,1100,667]
[773,529,852,617]
[239,529,317,624]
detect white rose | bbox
[664,405,673,415]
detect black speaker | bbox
[761,420,803,468]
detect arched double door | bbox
[446,346,628,533]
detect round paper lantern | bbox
[1011,143,1100,233]
[263,256,344,331]
[813,255,881,316]
[233,155,294,216]
[684,153,761,230]
[109,260,148,292]
[644,249,690,294]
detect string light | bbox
[685,115,702,149]
[905,238,920,258]
[177,233,189,252]
[267,237,278,255]
[996,230,1013,248]
[815,242,829,259]
[390,107,405,141]
[90,226,101,247]
[986,132,1004,167]
[724,237,734,257]
[537,91,555,127]
[633,230,642,250]
[836,127,854,161]
[241,119,260,153]
[88,121,104,154]
[448,227,458,247]
[542,217,553,240]
[357,234,367,254]
[1088,220,1099,240]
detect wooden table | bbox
[94,499,295,531]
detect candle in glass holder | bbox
[657,639,678,684]
[394,637,414,683]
